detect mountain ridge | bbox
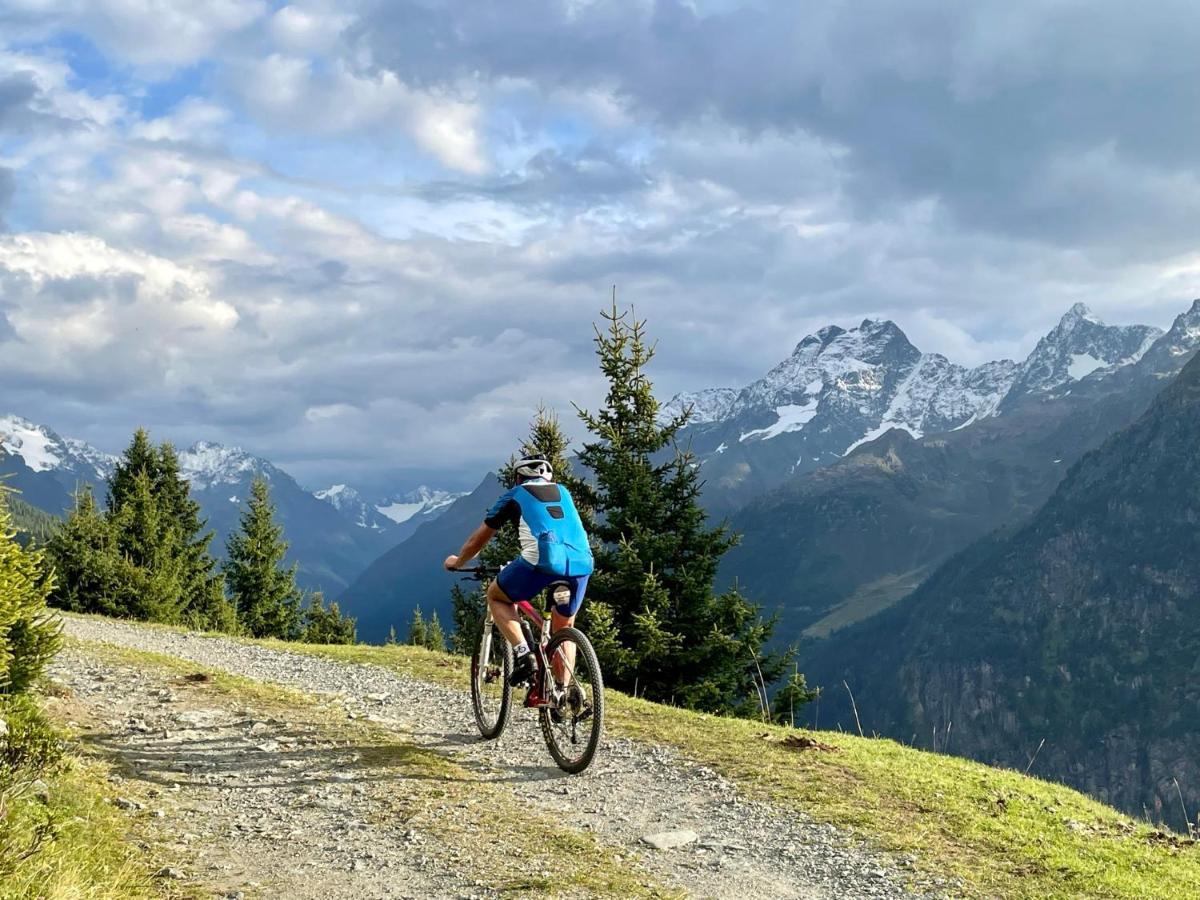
[664,303,1160,510]
[801,330,1200,829]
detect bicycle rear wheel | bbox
[471,619,513,739]
[539,627,604,773]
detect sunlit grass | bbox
[62,612,1200,898]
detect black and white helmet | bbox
[515,455,553,482]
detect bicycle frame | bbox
[480,596,558,707]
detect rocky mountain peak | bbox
[1005,306,1163,403]
[0,414,116,481]
[179,442,271,490]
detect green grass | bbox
[280,638,1200,900]
[62,613,1200,899]
[803,567,928,638]
[0,697,162,900]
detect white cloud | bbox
[235,54,489,174]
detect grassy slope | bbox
[64,614,1200,900]
[278,640,1200,900]
[1,707,162,900]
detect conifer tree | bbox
[109,470,187,622]
[99,429,232,630]
[386,625,398,646]
[47,487,124,617]
[575,299,793,715]
[408,606,427,646]
[300,593,357,644]
[0,488,61,695]
[224,477,301,639]
[425,610,446,652]
[155,443,231,629]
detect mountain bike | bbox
[452,565,604,774]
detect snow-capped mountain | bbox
[375,486,465,525]
[667,304,1167,508]
[178,441,285,493]
[0,414,117,482]
[1000,302,1162,408]
[315,483,466,535]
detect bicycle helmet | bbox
[515,455,553,482]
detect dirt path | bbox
[57,616,940,899]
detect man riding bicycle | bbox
[444,455,594,688]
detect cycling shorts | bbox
[496,558,588,617]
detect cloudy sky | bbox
[3,0,1200,491]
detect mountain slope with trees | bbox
[721,300,1200,640]
[804,342,1200,830]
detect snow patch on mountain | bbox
[0,416,60,471]
[376,487,465,525]
[1068,354,1105,380]
[739,401,820,442]
[0,414,118,480]
[179,442,268,490]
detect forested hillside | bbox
[804,346,1200,830]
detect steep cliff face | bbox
[806,345,1200,829]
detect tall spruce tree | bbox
[224,477,301,639]
[576,301,791,715]
[426,610,447,652]
[100,429,233,630]
[155,443,231,629]
[408,606,428,647]
[47,487,125,617]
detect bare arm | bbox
[444,522,497,570]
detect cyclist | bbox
[443,455,594,687]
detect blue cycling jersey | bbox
[484,479,594,577]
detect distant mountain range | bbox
[337,474,503,642]
[720,300,1200,640]
[0,418,462,595]
[803,335,1200,829]
[665,303,1165,510]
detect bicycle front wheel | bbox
[539,627,604,773]
[471,619,513,739]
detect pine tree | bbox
[46,487,125,617]
[301,593,357,645]
[0,487,62,695]
[425,610,446,652]
[449,582,482,655]
[575,299,794,716]
[224,477,301,639]
[408,606,427,647]
[99,430,232,630]
[385,625,398,646]
[109,469,188,623]
[155,443,230,629]
[106,427,159,514]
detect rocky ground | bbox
[54,616,948,899]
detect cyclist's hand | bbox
[444,554,460,571]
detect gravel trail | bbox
[61,615,942,899]
[49,648,466,900]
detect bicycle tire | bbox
[471,620,513,739]
[539,626,604,774]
